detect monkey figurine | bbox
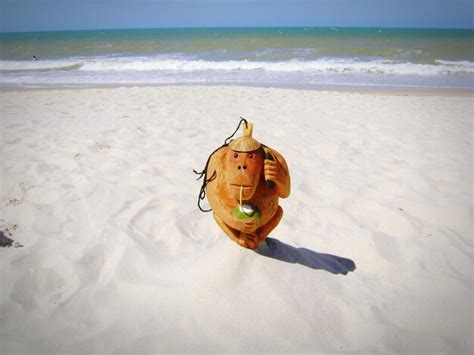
[198,121,290,249]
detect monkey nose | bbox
[237,165,247,170]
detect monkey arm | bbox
[264,148,291,198]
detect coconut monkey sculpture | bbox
[194,119,290,249]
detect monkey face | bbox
[224,148,264,201]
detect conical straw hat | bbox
[229,122,261,152]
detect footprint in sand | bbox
[110,195,211,254]
[10,262,80,310]
[108,197,207,284]
[128,198,193,253]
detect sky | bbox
[0,0,473,32]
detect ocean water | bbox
[0,27,473,89]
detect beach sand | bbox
[0,86,472,353]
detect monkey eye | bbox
[233,152,239,158]
[248,153,253,159]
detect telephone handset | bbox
[263,147,276,189]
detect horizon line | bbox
[1,24,473,34]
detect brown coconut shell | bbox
[204,121,290,247]
[228,122,261,152]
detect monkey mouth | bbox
[229,184,253,188]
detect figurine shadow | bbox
[255,237,356,275]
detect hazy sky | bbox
[0,0,473,32]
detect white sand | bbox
[0,86,472,354]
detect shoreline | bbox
[1,82,473,97]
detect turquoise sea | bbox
[0,27,473,89]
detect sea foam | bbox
[1,57,474,76]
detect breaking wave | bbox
[1,57,473,76]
